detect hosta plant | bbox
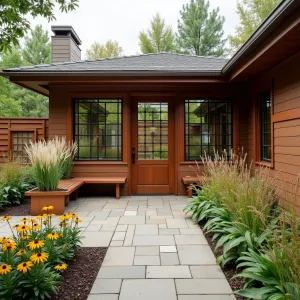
[0,207,82,299]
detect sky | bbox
[28,0,240,59]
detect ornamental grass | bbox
[0,207,82,299]
[25,137,78,191]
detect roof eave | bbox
[222,0,299,75]
[1,70,224,78]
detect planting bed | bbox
[0,198,31,216]
[200,223,245,300]
[52,247,107,300]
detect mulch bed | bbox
[199,222,246,300]
[52,247,107,300]
[0,198,31,216]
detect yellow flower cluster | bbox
[0,206,81,277]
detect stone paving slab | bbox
[160,253,180,265]
[90,279,122,294]
[175,234,208,245]
[175,279,232,294]
[190,266,226,279]
[147,266,191,278]
[119,279,177,300]
[134,255,160,266]
[133,235,175,246]
[88,294,119,300]
[81,232,113,247]
[135,224,158,235]
[102,247,135,266]
[166,219,188,228]
[135,246,159,256]
[97,266,145,279]
[177,245,216,265]
[178,296,236,300]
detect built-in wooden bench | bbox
[26,177,127,215]
[181,176,204,198]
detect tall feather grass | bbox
[25,137,77,191]
[197,150,277,235]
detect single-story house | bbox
[1,0,300,211]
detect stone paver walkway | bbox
[0,196,236,300]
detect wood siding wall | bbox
[250,51,300,213]
[48,82,248,196]
[0,118,49,164]
[51,37,81,63]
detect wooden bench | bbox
[181,176,204,198]
[26,177,127,215]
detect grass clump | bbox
[25,137,78,191]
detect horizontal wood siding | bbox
[249,51,300,211]
[0,118,49,164]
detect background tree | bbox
[0,96,22,117]
[23,25,51,65]
[0,25,50,117]
[0,0,78,52]
[139,13,176,54]
[229,0,280,53]
[177,0,226,56]
[86,40,123,59]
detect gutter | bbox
[0,70,224,78]
[222,0,298,75]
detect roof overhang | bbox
[223,0,300,81]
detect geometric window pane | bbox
[12,131,34,163]
[137,103,168,160]
[74,99,122,161]
[184,99,233,161]
[261,91,271,162]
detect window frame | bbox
[73,98,123,162]
[8,129,37,163]
[184,98,233,161]
[260,91,272,162]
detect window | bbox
[261,91,271,162]
[11,131,34,163]
[74,99,122,161]
[185,99,232,161]
[138,102,168,160]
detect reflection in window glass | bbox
[184,99,232,161]
[138,103,168,160]
[74,99,122,161]
[12,131,33,163]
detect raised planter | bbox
[25,188,70,215]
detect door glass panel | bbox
[137,103,168,160]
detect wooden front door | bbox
[131,96,175,194]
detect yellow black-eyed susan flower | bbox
[17,249,27,256]
[47,232,59,240]
[36,215,44,220]
[0,237,8,244]
[42,205,54,211]
[20,217,28,223]
[1,216,12,222]
[32,223,41,231]
[75,217,82,224]
[17,225,30,233]
[59,214,71,221]
[17,261,33,273]
[0,264,12,275]
[27,240,44,251]
[54,263,68,271]
[2,241,17,251]
[30,252,48,264]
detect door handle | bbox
[132,147,136,164]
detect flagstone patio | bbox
[0,196,236,299]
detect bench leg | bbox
[116,183,120,200]
[70,190,78,201]
[65,195,70,206]
[187,186,193,198]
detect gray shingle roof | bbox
[4,53,228,75]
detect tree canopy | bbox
[0,0,78,52]
[229,0,280,53]
[23,25,51,65]
[0,26,50,117]
[139,13,176,54]
[86,40,123,59]
[177,0,226,56]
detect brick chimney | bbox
[51,25,81,63]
